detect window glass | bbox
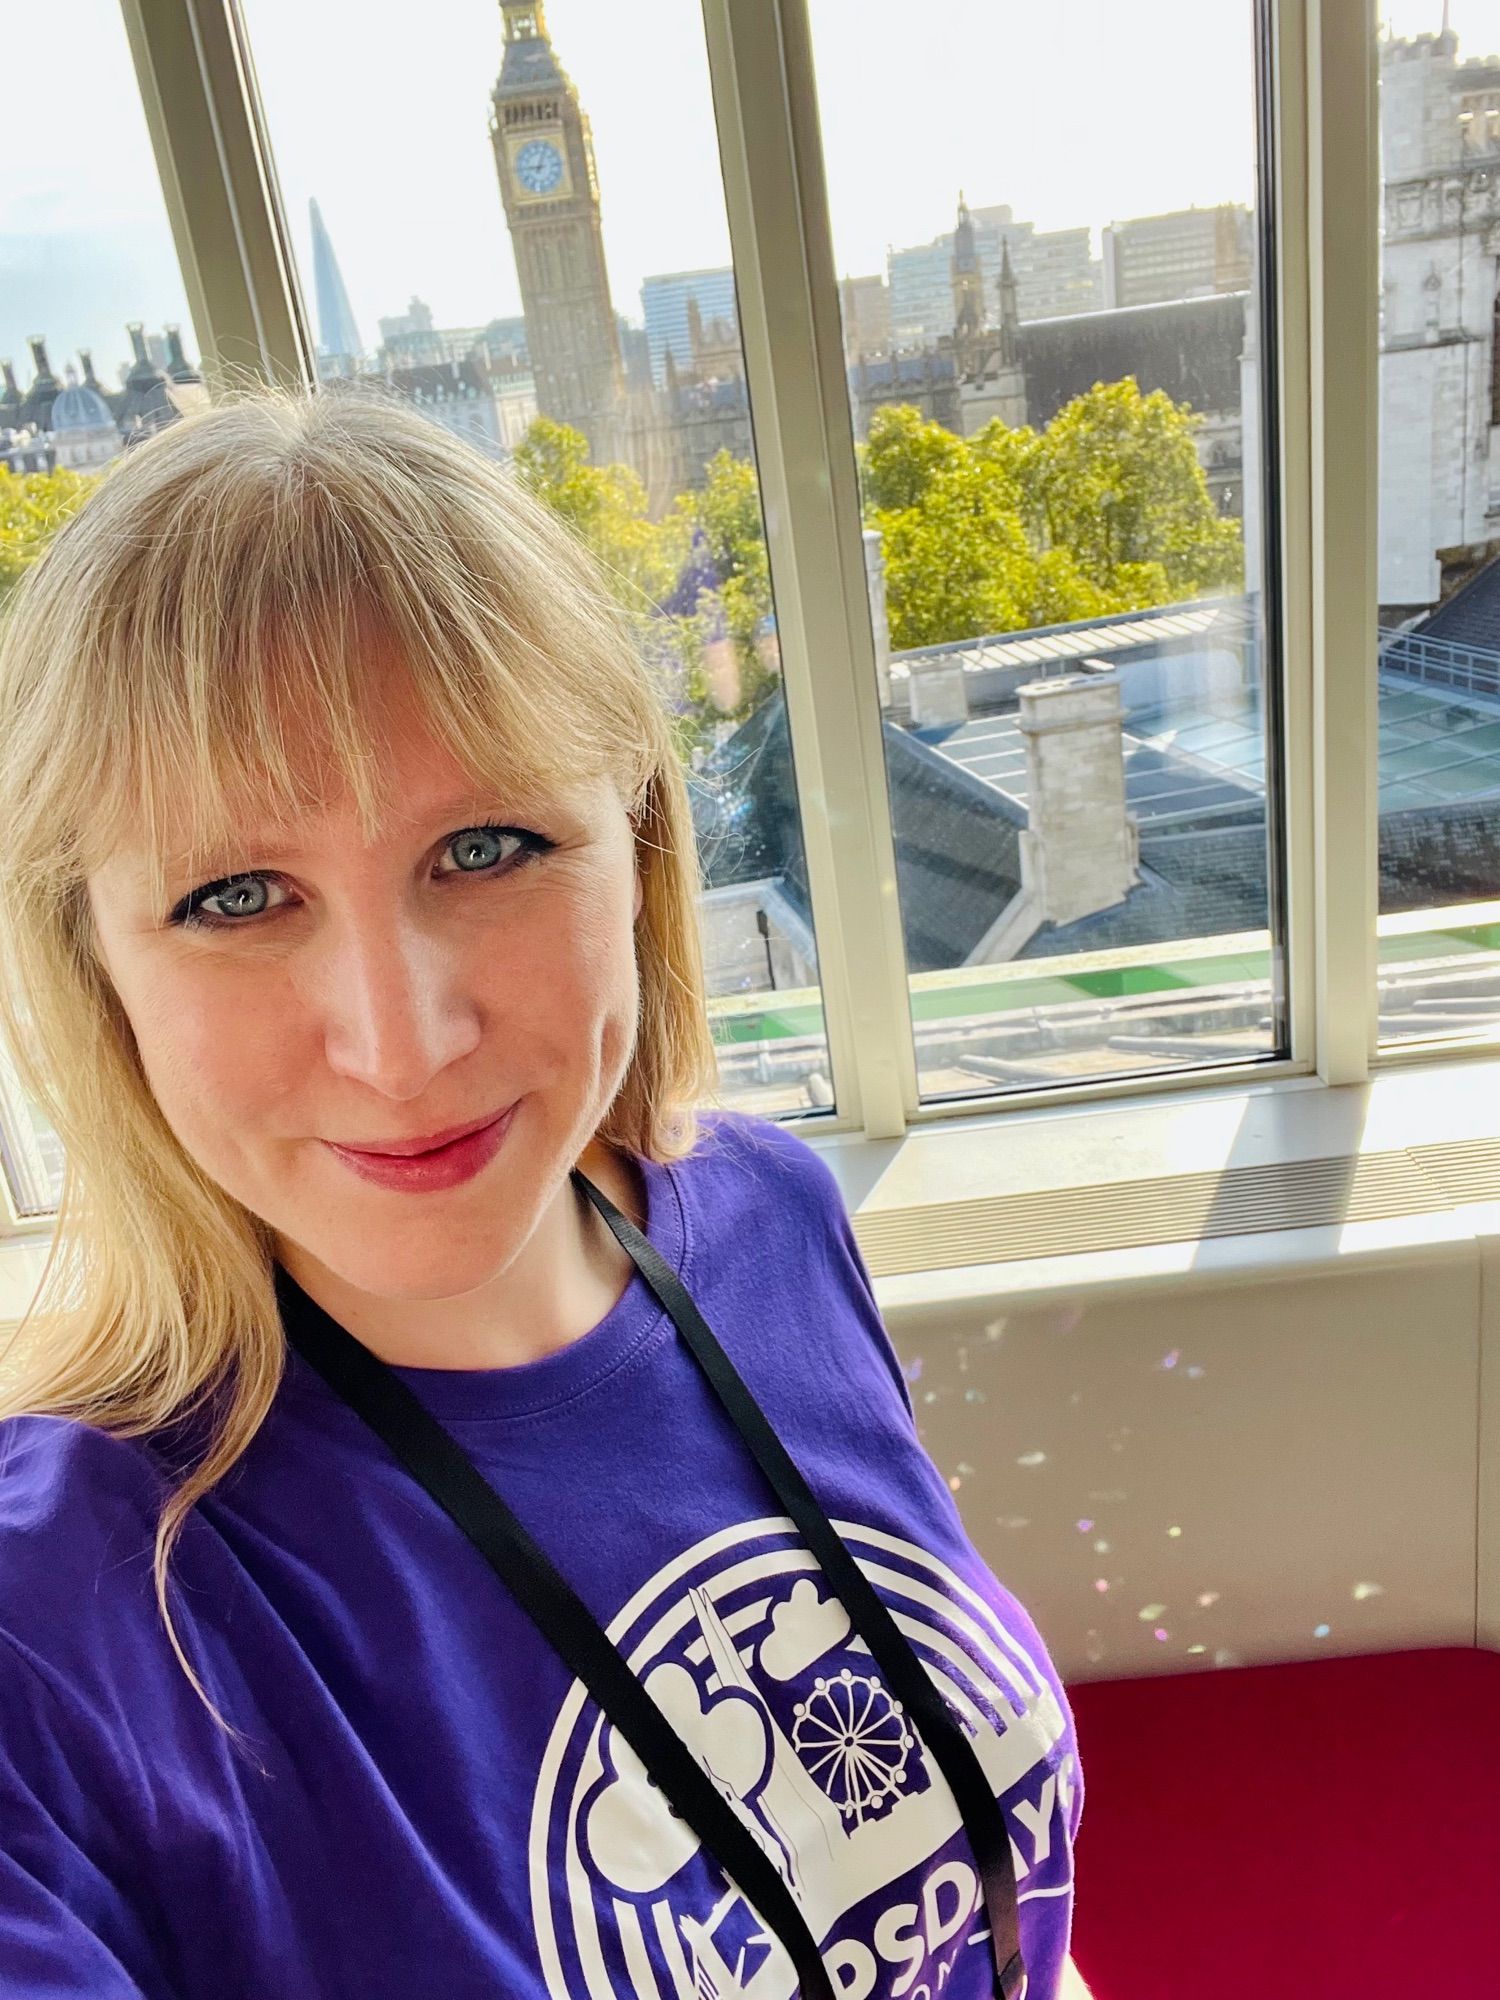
[1,0,210,1220]
[1378,2,1500,1046]
[237,0,832,1118]
[810,0,1285,1100]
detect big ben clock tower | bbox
[491,1,624,460]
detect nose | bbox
[311,907,482,1101]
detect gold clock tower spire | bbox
[491,0,624,460]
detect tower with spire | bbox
[951,194,987,373]
[116,324,178,444]
[0,362,21,438]
[17,339,61,436]
[490,0,624,461]
[308,198,364,380]
[950,199,1028,437]
[996,239,1020,371]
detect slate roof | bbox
[694,690,1024,972]
[1413,552,1500,652]
[881,726,1025,970]
[849,351,959,395]
[915,713,1264,830]
[1379,796,1500,912]
[386,356,492,402]
[495,26,566,97]
[1017,821,1269,959]
[696,683,1276,970]
[1017,291,1249,426]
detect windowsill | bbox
[804,1054,1500,1314]
[6,1056,1500,1329]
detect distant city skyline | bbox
[3,0,1496,388]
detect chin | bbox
[276,1175,545,1304]
[315,1228,527,1304]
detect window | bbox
[1377,2,1500,1048]
[7,0,1500,1212]
[235,0,833,1118]
[809,0,1284,1099]
[0,0,212,1220]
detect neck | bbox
[276,1138,644,1372]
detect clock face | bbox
[514,138,564,195]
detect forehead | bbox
[89,669,609,899]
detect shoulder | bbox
[675,1108,850,1224]
[668,1112,915,1416]
[0,1414,167,1661]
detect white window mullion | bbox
[1267,0,1317,1074]
[1305,0,1380,1083]
[119,0,311,392]
[699,0,917,1139]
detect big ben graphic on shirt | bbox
[530,1516,1076,2000]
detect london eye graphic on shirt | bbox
[529,1516,1075,2000]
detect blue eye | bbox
[168,824,552,931]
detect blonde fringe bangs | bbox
[0,386,716,1728]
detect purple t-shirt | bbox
[0,1111,1080,1998]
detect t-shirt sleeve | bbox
[0,1637,160,1998]
[818,1170,919,1425]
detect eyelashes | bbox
[167,824,555,932]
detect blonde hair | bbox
[0,385,716,1715]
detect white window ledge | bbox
[807,1056,1500,1314]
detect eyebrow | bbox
[167,798,523,877]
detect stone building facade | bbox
[1,326,200,473]
[1379,28,1500,614]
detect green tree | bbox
[1026,377,1242,601]
[859,403,966,513]
[860,384,1243,650]
[0,466,99,602]
[663,449,779,722]
[684,449,771,648]
[512,417,675,605]
[512,419,776,754]
[872,457,1042,650]
[861,407,1103,647]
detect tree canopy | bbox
[512,416,675,606]
[858,379,1242,651]
[0,467,98,603]
[514,426,776,750]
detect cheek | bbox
[130,973,300,1130]
[500,874,640,1037]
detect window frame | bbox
[0,0,1404,1240]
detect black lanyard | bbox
[273,1168,1025,2000]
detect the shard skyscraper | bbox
[308,197,363,376]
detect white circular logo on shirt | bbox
[528,1516,1073,2000]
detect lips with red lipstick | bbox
[321,1103,518,1192]
[330,1106,513,1159]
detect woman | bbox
[0,390,1083,1998]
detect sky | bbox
[2,0,1497,389]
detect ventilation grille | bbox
[852,1135,1500,1279]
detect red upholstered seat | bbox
[1066,1647,1500,1998]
